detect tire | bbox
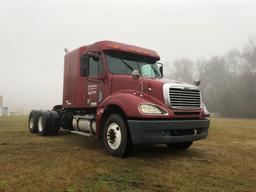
[37,111,60,136]
[49,111,60,135]
[167,141,193,150]
[52,105,63,120]
[62,112,73,130]
[38,111,52,136]
[103,114,131,157]
[28,110,40,133]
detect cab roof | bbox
[78,40,160,61]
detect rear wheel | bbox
[38,111,51,136]
[62,112,73,130]
[49,111,60,135]
[28,110,40,133]
[103,114,131,157]
[167,141,193,150]
[38,111,60,136]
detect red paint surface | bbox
[62,41,203,135]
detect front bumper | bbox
[128,119,210,144]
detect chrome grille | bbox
[169,88,201,109]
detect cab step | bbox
[70,130,92,137]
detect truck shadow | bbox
[58,132,207,159]
[130,144,207,159]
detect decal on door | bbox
[90,102,97,106]
[88,84,97,95]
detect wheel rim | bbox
[107,123,121,150]
[29,117,34,129]
[38,116,43,132]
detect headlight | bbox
[138,104,168,115]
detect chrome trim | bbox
[163,83,171,106]
[163,82,201,110]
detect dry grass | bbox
[0,116,256,192]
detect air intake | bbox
[169,88,201,109]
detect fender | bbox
[95,91,170,136]
[102,91,159,117]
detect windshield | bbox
[105,51,162,78]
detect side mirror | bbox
[157,62,163,77]
[131,69,141,80]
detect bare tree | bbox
[242,35,256,73]
[165,34,256,118]
[171,59,195,83]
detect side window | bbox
[89,56,103,76]
[80,55,89,76]
[80,55,103,77]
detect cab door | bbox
[84,54,105,107]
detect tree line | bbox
[165,35,256,118]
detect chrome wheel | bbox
[38,116,43,133]
[103,114,131,157]
[107,123,121,150]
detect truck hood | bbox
[145,78,198,90]
[144,78,199,105]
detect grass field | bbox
[0,116,256,192]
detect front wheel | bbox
[103,114,131,157]
[167,141,193,150]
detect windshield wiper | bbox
[120,59,136,72]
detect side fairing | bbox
[63,47,87,108]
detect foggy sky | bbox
[1,0,256,109]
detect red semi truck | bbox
[28,41,210,157]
